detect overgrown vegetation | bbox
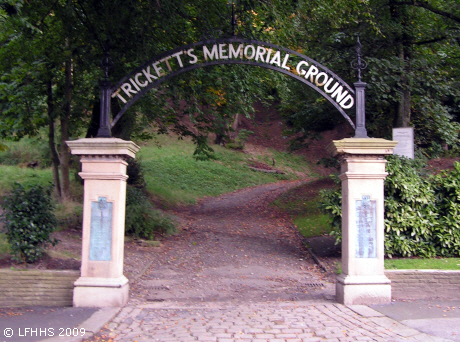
[320,155,460,258]
[124,159,177,240]
[1,183,59,263]
[125,187,176,240]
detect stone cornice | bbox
[327,138,398,157]
[66,138,140,158]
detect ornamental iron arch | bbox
[97,37,368,138]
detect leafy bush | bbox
[318,175,342,241]
[126,157,146,188]
[319,156,460,258]
[383,156,438,257]
[125,187,176,240]
[432,163,460,256]
[2,183,58,263]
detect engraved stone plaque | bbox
[356,195,377,258]
[89,197,112,261]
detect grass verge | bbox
[272,178,336,239]
[385,258,460,270]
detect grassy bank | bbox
[137,134,312,206]
[0,134,313,206]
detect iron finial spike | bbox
[351,35,367,82]
[231,3,236,37]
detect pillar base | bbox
[336,274,391,305]
[73,276,129,307]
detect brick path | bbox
[100,302,433,342]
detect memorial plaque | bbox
[356,195,377,258]
[393,127,414,159]
[89,197,112,261]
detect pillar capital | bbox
[327,138,397,157]
[66,138,140,158]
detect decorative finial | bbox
[351,36,367,82]
[231,3,237,37]
[101,39,113,81]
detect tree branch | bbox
[394,1,460,24]
[412,35,448,45]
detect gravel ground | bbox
[126,180,336,306]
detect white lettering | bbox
[281,53,290,71]
[142,66,157,82]
[296,61,309,75]
[269,51,281,66]
[324,78,339,93]
[219,44,228,59]
[244,45,256,59]
[112,89,127,103]
[203,44,219,60]
[121,83,137,97]
[186,49,198,64]
[152,61,165,77]
[135,73,148,87]
[266,48,273,63]
[305,65,319,82]
[255,46,266,62]
[331,86,348,103]
[160,56,173,71]
[130,78,141,91]
[340,94,354,109]
[171,51,184,67]
[229,44,243,59]
[315,72,329,87]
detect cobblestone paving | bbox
[102,302,418,342]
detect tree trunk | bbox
[390,1,413,128]
[230,113,241,140]
[396,43,412,128]
[60,55,72,199]
[47,78,62,199]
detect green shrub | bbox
[2,183,58,263]
[126,157,146,188]
[432,162,460,256]
[125,187,176,240]
[318,175,342,241]
[383,155,438,257]
[319,156,460,258]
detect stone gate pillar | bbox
[328,138,397,305]
[66,138,140,307]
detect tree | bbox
[263,0,460,152]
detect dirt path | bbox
[127,180,335,306]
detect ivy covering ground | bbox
[320,156,460,258]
